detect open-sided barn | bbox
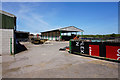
[41,26,84,41]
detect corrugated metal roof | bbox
[41,26,84,33]
[59,26,84,32]
[0,10,16,17]
[15,31,30,34]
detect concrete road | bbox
[2,41,118,78]
[0,56,2,79]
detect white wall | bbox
[0,29,14,55]
[0,30,1,48]
[41,36,60,40]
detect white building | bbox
[41,26,84,41]
[0,10,16,55]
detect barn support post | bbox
[49,32,51,40]
[43,34,44,39]
[71,32,72,36]
[69,39,72,53]
[50,32,51,40]
[46,33,47,39]
[52,32,53,40]
[55,32,57,40]
[44,33,45,39]
[45,33,46,39]
[47,33,48,40]
[48,33,49,40]
[81,32,83,38]
[60,31,62,40]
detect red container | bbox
[89,45,99,56]
[106,46,120,60]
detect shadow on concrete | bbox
[15,41,27,54]
[69,52,120,63]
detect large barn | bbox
[41,26,84,41]
[0,10,16,55]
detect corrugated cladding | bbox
[0,13,15,29]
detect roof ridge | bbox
[0,10,16,17]
[41,26,84,33]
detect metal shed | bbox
[41,26,84,41]
[15,31,29,42]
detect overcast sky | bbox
[2,2,118,35]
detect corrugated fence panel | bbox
[70,40,120,60]
[1,14,15,29]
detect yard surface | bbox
[2,41,118,78]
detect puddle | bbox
[24,65,33,67]
[8,67,21,72]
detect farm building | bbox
[15,31,29,42]
[0,10,16,55]
[41,26,84,41]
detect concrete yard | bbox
[2,41,118,78]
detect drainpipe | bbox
[14,17,17,55]
[10,38,12,55]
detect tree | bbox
[110,33,116,37]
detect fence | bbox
[69,40,120,60]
